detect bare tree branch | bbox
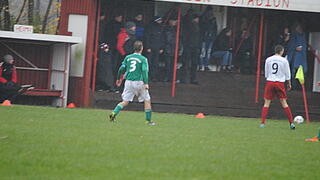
[4,0,11,30]
[42,0,54,33]
[28,0,34,25]
[16,0,28,23]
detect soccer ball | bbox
[294,116,304,124]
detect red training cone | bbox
[67,103,76,108]
[305,136,319,142]
[1,100,12,106]
[196,113,205,118]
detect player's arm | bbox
[285,60,292,91]
[0,66,8,84]
[264,59,269,79]
[142,59,149,89]
[116,63,126,87]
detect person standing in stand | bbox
[144,16,165,82]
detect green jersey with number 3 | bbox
[117,53,149,84]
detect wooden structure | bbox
[0,31,81,107]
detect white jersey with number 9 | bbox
[265,55,291,82]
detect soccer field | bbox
[0,105,319,180]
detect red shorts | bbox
[264,81,287,100]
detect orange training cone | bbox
[196,113,205,118]
[67,103,76,108]
[1,100,12,106]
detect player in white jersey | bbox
[260,45,295,130]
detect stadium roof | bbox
[0,30,82,44]
[155,0,320,13]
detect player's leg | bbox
[260,99,271,128]
[138,83,155,126]
[279,98,295,130]
[109,81,134,122]
[261,81,274,128]
[109,101,129,122]
[144,100,155,126]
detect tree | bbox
[35,0,40,14]
[3,0,10,30]
[28,0,34,25]
[16,0,28,23]
[0,1,3,30]
[42,0,54,33]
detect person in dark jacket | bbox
[105,13,123,51]
[180,14,201,84]
[212,28,233,72]
[96,43,116,92]
[287,23,307,89]
[163,17,182,82]
[236,29,254,74]
[273,27,290,57]
[133,13,145,41]
[116,21,137,76]
[145,16,165,82]
[105,13,124,78]
[117,21,137,57]
[0,55,33,103]
[199,6,217,71]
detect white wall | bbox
[68,14,88,77]
[309,32,320,92]
[156,0,320,13]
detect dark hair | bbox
[133,41,143,52]
[275,45,284,54]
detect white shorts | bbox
[122,80,151,102]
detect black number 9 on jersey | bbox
[272,63,278,74]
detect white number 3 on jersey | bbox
[129,61,137,72]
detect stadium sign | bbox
[13,25,33,34]
[156,0,320,13]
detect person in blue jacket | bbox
[287,23,307,89]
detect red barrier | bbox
[301,84,310,123]
[255,11,264,103]
[171,8,181,97]
[91,1,101,93]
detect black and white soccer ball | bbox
[294,116,304,124]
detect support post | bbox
[301,84,310,124]
[171,8,181,97]
[91,0,101,93]
[255,11,264,103]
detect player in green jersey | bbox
[109,41,155,125]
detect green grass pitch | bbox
[0,105,319,180]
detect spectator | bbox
[105,13,124,77]
[273,27,290,57]
[133,13,145,41]
[105,12,123,51]
[164,16,182,82]
[287,23,307,89]
[180,14,201,84]
[0,55,33,103]
[98,13,108,45]
[145,16,165,82]
[181,9,194,28]
[212,28,233,72]
[116,21,137,71]
[199,6,217,71]
[236,29,254,74]
[96,43,116,92]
